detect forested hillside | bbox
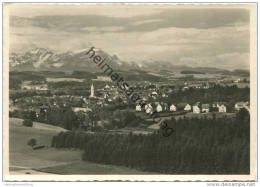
[52,109,250,174]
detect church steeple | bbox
[90,83,94,98]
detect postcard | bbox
[3,3,257,181]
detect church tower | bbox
[90,83,94,98]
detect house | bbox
[203,83,210,89]
[35,108,41,118]
[212,102,227,111]
[234,78,241,83]
[103,93,109,99]
[37,84,48,91]
[218,104,227,113]
[170,104,177,112]
[156,104,163,112]
[104,84,110,89]
[72,107,92,113]
[235,102,249,111]
[182,86,189,91]
[145,104,153,114]
[136,104,142,111]
[193,105,200,114]
[97,76,112,82]
[201,104,210,113]
[184,104,192,111]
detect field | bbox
[147,112,236,130]
[46,77,84,82]
[9,118,152,175]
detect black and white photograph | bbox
[3,3,257,181]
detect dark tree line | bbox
[10,107,80,130]
[10,90,52,102]
[52,109,250,174]
[181,70,205,74]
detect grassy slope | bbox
[147,112,235,130]
[9,118,80,169]
[9,118,151,174]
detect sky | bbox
[7,4,251,70]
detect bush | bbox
[23,119,33,127]
[27,138,37,148]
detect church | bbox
[90,83,95,98]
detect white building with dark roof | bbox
[136,104,142,111]
[145,104,153,114]
[193,105,200,114]
[156,104,163,112]
[235,102,249,111]
[218,104,227,113]
[184,104,191,111]
[170,104,177,112]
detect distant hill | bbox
[228,69,250,76]
[181,70,205,74]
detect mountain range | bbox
[9,47,134,72]
[9,47,249,75]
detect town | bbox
[9,69,250,135]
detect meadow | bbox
[9,118,151,175]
